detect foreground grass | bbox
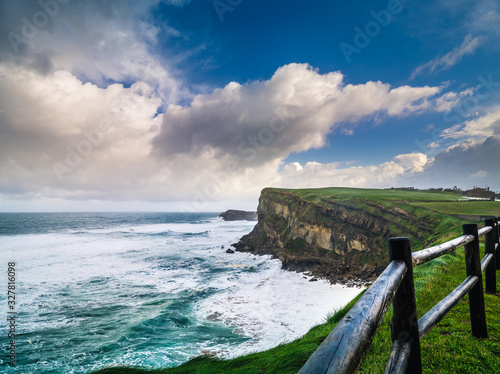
[93,237,500,373]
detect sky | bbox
[1,0,500,212]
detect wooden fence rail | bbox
[298,217,500,374]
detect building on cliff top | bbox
[466,187,495,201]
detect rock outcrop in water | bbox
[219,210,257,221]
[233,188,437,285]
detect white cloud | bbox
[427,141,441,148]
[434,89,475,112]
[442,104,500,139]
[0,65,163,198]
[153,63,442,167]
[0,65,287,207]
[278,153,429,189]
[283,162,304,173]
[410,34,483,79]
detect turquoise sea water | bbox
[0,213,361,373]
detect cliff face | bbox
[234,188,435,285]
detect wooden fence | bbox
[298,217,500,374]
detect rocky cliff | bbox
[234,188,440,285]
[219,210,257,221]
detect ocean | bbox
[0,212,362,373]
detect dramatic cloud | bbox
[0,62,451,208]
[0,0,184,104]
[154,63,442,168]
[0,65,163,199]
[410,34,483,79]
[0,1,495,210]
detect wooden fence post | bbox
[496,217,500,270]
[484,218,496,294]
[388,237,422,374]
[462,224,488,338]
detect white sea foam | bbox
[195,256,362,357]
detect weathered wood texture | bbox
[298,260,407,374]
[411,235,474,267]
[478,226,493,236]
[388,238,421,374]
[384,340,411,374]
[481,253,494,274]
[463,223,488,338]
[479,221,494,292]
[418,275,478,339]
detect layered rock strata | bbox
[234,188,432,285]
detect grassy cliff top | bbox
[270,187,461,203]
[267,187,500,217]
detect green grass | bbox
[274,187,462,206]
[273,186,499,217]
[93,188,500,374]
[408,201,500,217]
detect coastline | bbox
[232,235,372,288]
